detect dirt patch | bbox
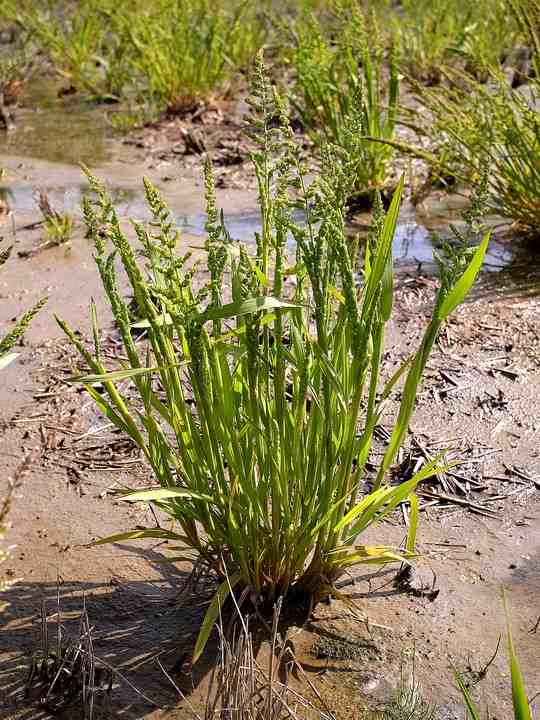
[311,633,384,664]
[122,99,257,191]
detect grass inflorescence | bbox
[0,216,47,370]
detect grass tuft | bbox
[60,58,486,662]
[288,6,400,199]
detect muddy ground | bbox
[1,86,539,720]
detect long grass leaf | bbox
[192,572,242,664]
[92,529,191,545]
[454,670,481,720]
[503,591,532,720]
[437,232,491,320]
[199,296,299,323]
[122,488,213,503]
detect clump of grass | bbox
[1,0,126,101]
[60,56,488,662]
[26,600,113,717]
[121,0,264,114]
[1,0,265,111]
[0,42,34,103]
[289,7,399,201]
[411,61,540,237]
[0,28,35,129]
[390,0,519,83]
[369,651,436,720]
[37,190,74,248]
[108,102,160,133]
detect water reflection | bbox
[0,80,109,166]
[1,176,534,281]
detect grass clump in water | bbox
[60,57,488,662]
[1,0,125,101]
[389,0,519,83]
[411,5,540,239]
[119,0,264,114]
[289,6,399,202]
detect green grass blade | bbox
[454,670,481,720]
[68,363,189,384]
[91,298,100,358]
[437,232,490,320]
[193,572,242,664]
[199,296,299,323]
[379,353,413,402]
[406,492,419,554]
[503,591,532,720]
[92,529,191,545]
[122,488,213,503]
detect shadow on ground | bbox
[1,544,420,720]
[0,543,223,720]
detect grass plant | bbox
[369,651,436,720]
[60,57,488,662]
[120,0,264,113]
[1,0,264,110]
[37,190,74,248]
[289,8,399,199]
[1,0,124,101]
[0,41,34,105]
[26,602,113,716]
[388,0,518,82]
[411,63,540,237]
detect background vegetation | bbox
[1,0,538,235]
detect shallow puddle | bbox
[0,162,529,280]
[0,79,114,166]
[0,84,537,284]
